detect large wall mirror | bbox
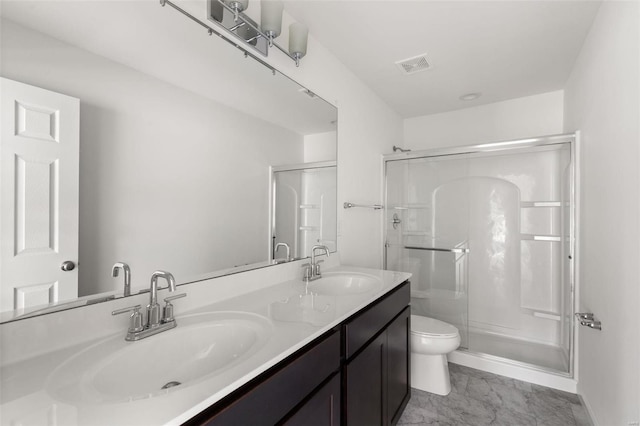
[0,0,337,322]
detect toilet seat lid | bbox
[411,315,459,338]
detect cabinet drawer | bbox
[343,281,410,360]
[190,329,341,426]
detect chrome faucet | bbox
[111,262,131,296]
[274,242,291,263]
[112,270,186,341]
[147,271,176,328]
[302,245,330,282]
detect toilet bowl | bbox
[410,315,461,395]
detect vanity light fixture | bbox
[160,0,309,67]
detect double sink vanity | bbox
[0,257,411,425]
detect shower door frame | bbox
[383,133,579,378]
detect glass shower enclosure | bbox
[271,161,337,261]
[384,134,575,375]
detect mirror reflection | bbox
[272,162,337,261]
[0,0,337,322]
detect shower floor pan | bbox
[461,330,569,373]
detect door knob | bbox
[61,261,76,271]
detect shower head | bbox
[393,145,411,153]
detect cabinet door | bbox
[345,332,386,426]
[386,307,410,425]
[283,374,340,426]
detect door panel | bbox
[1,77,79,312]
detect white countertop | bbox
[0,266,410,426]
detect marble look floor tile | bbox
[397,363,591,426]
[524,392,577,426]
[449,367,470,395]
[464,376,530,415]
[426,390,498,426]
[490,407,537,426]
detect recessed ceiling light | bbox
[459,92,482,101]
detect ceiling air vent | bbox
[395,54,431,75]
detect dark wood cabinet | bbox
[186,330,341,426]
[386,308,411,425]
[185,281,410,426]
[344,307,410,426]
[345,331,386,425]
[282,374,341,426]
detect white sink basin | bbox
[308,272,382,296]
[46,311,272,404]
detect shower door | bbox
[384,137,575,375]
[385,154,472,349]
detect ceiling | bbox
[284,0,602,118]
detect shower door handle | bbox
[404,246,469,254]
[575,313,602,330]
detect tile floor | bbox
[398,363,592,426]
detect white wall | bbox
[563,1,640,425]
[404,91,564,150]
[259,14,404,269]
[304,131,337,163]
[1,20,304,296]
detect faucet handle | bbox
[314,259,324,276]
[164,293,186,303]
[112,305,144,333]
[163,293,186,323]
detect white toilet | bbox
[410,315,461,395]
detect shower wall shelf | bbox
[401,231,431,236]
[299,204,319,209]
[532,311,562,321]
[521,201,565,208]
[388,204,431,210]
[521,235,562,242]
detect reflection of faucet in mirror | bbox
[302,245,330,282]
[111,270,186,341]
[0,5,337,324]
[111,262,131,296]
[274,243,291,263]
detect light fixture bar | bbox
[160,0,281,73]
[160,0,305,66]
[214,0,301,66]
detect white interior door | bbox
[1,77,79,313]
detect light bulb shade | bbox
[288,22,308,58]
[261,0,284,37]
[226,0,249,11]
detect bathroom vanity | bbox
[0,264,411,426]
[188,280,410,425]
